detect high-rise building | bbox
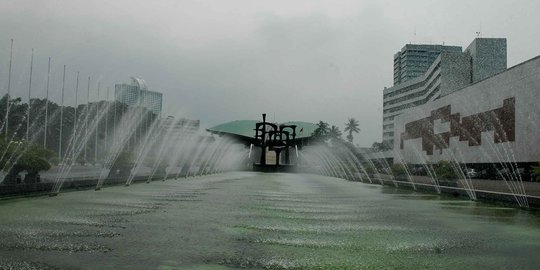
[393,44,462,85]
[115,77,163,116]
[382,38,507,147]
[394,41,537,167]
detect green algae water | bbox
[1,172,540,269]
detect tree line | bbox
[0,94,158,164]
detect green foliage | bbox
[328,125,342,141]
[346,134,353,143]
[433,160,459,180]
[312,122,345,144]
[532,164,540,182]
[312,121,330,141]
[371,141,392,152]
[390,163,407,176]
[344,118,360,143]
[0,136,54,176]
[0,94,158,163]
[363,164,376,174]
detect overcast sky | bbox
[1,0,539,146]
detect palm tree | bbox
[328,125,342,140]
[313,121,330,139]
[344,118,360,143]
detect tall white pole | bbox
[59,65,66,161]
[44,57,51,150]
[84,76,90,162]
[26,48,34,141]
[113,88,117,146]
[95,82,100,163]
[72,71,79,160]
[105,87,109,150]
[5,39,13,137]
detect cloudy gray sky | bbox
[1,0,539,146]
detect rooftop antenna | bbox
[480,21,482,37]
[476,21,482,38]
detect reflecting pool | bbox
[1,172,539,269]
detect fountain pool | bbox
[1,172,539,269]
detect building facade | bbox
[383,38,507,147]
[115,77,163,116]
[394,55,540,165]
[393,44,462,85]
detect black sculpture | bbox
[253,113,297,167]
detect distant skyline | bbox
[1,0,539,146]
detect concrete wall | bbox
[466,38,507,83]
[439,53,472,96]
[394,55,540,164]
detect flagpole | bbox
[84,76,90,163]
[72,71,79,160]
[5,39,13,137]
[113,88,117,147]
[95,82,100,163]
[44,57,51,150]
[59,65,66,161]
[26,48,34,141]
[105,87,109,150]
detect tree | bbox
[344,118,360,143]
[433,160,459,180]
[0,94,159,165]
[531,163,540,182]
[328,125,343,141]
[371,141,392,152]
[390,163,407,177]
[312,121,330,141]
[0,136,54,184]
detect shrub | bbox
[0,137,54,183]
[363,164,375,175]
[532,164,540,182]
[433,160,459,180]
[390,164,407,176]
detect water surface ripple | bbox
[1,172,539,269]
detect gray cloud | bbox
[0,0,539,146]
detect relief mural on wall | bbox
[399,97,515,155]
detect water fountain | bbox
[1,26,540,269]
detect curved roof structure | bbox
[207,120,317,140]
[281,121,317,139]
[130,77,148,90]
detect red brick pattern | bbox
[400,98,515,155]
